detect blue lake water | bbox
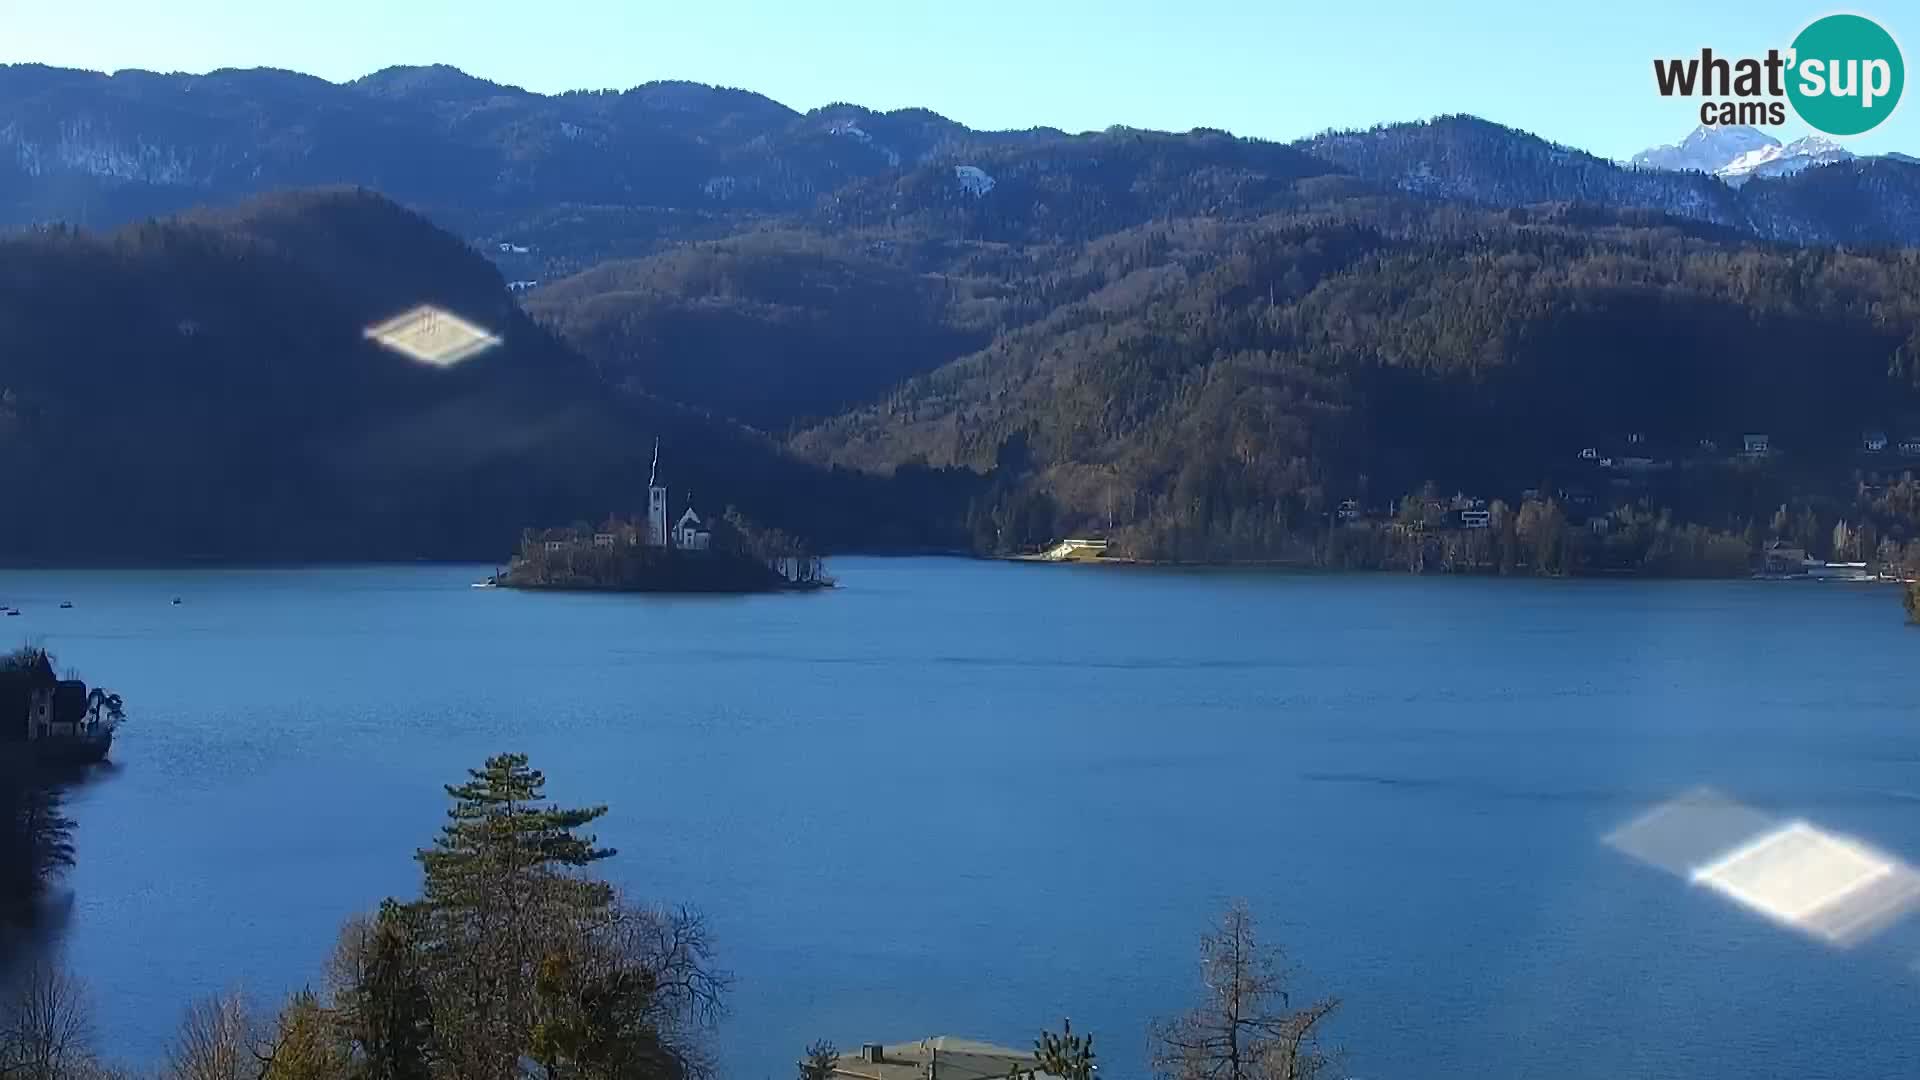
[3,559,1919,1079]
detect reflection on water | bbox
[0,761,115,981]
[2,561,1919,1080]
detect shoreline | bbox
[4,553,1910,586]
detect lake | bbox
[3,560,1919,1079]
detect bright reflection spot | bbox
[1606,787,1920,948]
[364,305,500,367]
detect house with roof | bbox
[1763,540,1809,575]
[1,649,119,755]
[675,507,712,551]
[819,1037,1062,1080]
[0,652,55,743]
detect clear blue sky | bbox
[0,0,1913,160]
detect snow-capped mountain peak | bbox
[1630,125,1777,174]
[1631,126,1856,185]
[1718,134,1853,182]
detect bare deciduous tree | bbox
[166,992,261,1080]
[1148,901,1339,1080]
[530,894,730,1080]
[0,964,96,1080]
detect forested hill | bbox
[794,204,1920,563]
[0,189,943,562]
[7,65,1920,257]
[521,231,993,431]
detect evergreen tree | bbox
[797,1041,838,1080]
[334,901,434,1080]
[412,754,614,1080]
[1033,1020,1095,1080]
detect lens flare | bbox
[1606,787,1920,948]
[363,305,500,367]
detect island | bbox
[496,447,831,594]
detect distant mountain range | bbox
[3,65,1919,256]
[1630,125,1859,184]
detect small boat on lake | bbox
[59,601,72,609]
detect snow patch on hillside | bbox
[1,119,209,184]
[831,122,901,166]
[954,164,995,196]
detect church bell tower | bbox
[647,439,669,547]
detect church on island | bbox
[500,443,830,593]
[552,443,712,555]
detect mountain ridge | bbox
[6,64,1919,256]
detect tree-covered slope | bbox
[795,204,1920,559]
[0,189,937,561]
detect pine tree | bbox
[797,1041,838,1080]
[1033,1019,1095,1080]
[412,754,615,1080]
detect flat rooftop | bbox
[829,1036,1060,1080]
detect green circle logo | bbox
[1786,14,1904,136]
